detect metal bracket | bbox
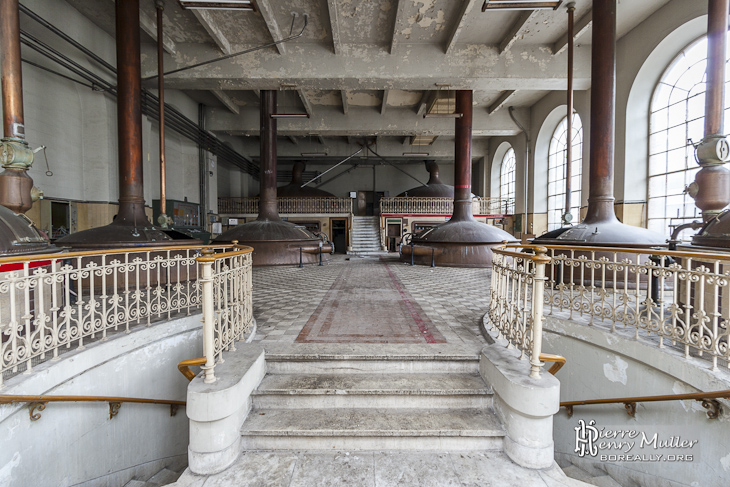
[29,402,47,421]
[565,405,573,418]
[697,399,721,419]
[170,404,179,417]
[109,402,121,419]
[624,402,637,417]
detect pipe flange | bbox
[696,134,730,166]
[0,138,34,169]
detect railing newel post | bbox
[529,246,550,379]
[198,249,217,384]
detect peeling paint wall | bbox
[0,315,202,487]
[543,317,730,487]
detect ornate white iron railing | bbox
[197,246,254,383]
[542,245,730,370]
[489,245,550,378]
[0,245,234,388]
[379,196,514,215]
[218,196,352,215]
[490,244,730,375]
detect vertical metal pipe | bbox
[258,90,279,221]
[453,90,474,221]
[115,0,146,221]
[690,0,730,225]
[156,0,167,221]
[198,103,208,226]
[1,0,24,139]
[563,2,575,224]
[584,0,619,224]
[705,0,728,137]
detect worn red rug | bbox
[296,260,446,344]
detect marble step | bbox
[252,373,492,409]
[147,468,183,485]
[264,352,480,375]
[173,451,593,487]
[240,408,504,451]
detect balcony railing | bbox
[218,197,352,215]
[489,244,730,376]
[0,244,235,388]
[379,196,514,216]
[197,246,254,383]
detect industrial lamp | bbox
[482,1,562,11]
[179,1,256,11]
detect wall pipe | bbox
[563,2,575,226]
[508,106,530,238]
[155,0,168,227]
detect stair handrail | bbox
[0,394,185,421]
[561,389,730,419]
[539,353,566,375]
[196,244,255,384]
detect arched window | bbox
[648,36,730,235]
[547,114,583,231]
[500,147,516,206]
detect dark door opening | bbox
[331,218,348,254]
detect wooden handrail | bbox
[539,353,566,375]
[561,390,730,419]
[0,394,186,421]
[496,242,730,261]
[0,244,237,265]
[178,357,207,381]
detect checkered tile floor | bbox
[251,255,491,345]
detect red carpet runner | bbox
[296,260,446,344]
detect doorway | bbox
[330,218,348,253]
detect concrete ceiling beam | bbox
[487,90,517,114]
[444,0,481,55]
[148,44,592,91]
[499,10,539,54]
[381,90,389,115]
[341,90,349,114]
[553,9,592,55]
[256,0,287,55]
[206,104,525,138]
[191,9,232,54]
[297,89,314,117]
[325,0,342,55]
[211,89,240,114]
[390,0,408,54]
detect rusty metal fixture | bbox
[155,0,171,229]
[534,0,664,248]
[276,161,334,197]
[56,0,194,249]
[214,91,328,265]
[690,0,730,247]
[0,0,36,214]
[401,91,517,267]
[0,204,51,256]
[397,161,455,198]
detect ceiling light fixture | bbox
[482,1,562,11]
[402,152,430,157]
[179,1,256,11]
[301,152,327,157]
[271,113,310,119]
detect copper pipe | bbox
[564,2,575,222]
[258,90,279,221]
[584,0,619,224]
[705,0,728,137]
[1,0,24,139]
[452,90,474,221]
[115,0,145,222]
[156,0,167,217]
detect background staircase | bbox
[348,216,384,255]
[123,461,186,487]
